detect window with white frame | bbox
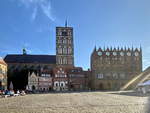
[55,82,58,87]
[61,83,63,87]
[97,74,104,79]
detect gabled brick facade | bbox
[91,47,142,90]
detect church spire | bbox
[93,46,97,53]
[65,19,68,27]
[140,44,142,52]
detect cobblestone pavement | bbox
[0,91,149,113]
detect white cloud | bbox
[41,1,55,21]
[17,0,55,21]
[31,6,37,21]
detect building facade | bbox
[68,67,89,91]
[27,70,53,92]
[53,67,69,91]
[4,54,56,90]
[91,47,142,90]
[56,25,74,67]
[3,22,143,92]
[0,58,7,90]
[27,72,39,91]
[38,70,53,91]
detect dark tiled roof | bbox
[4,54,56,64]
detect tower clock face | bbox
[106,52,110,56]
[135,52,139,56]
[127,52,131,56]
[113,52,117,56]
[120,52,124,56]
[98,52,102,56]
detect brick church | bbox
[4,23,90,91]
[4,22,142,91]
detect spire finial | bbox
[65,19,68,27]
[140,44,142,52]
[93,45,97,52]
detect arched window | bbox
[63,39,67,44]
[68,47,72,54]
[58,39,62,43]
[63,46,67,54]
[68,59,72,65]
[69,32,72,35]
[55,83,58,87]
[58,46,62,54]
[59,58,63,64]
[63,57,67,64]
[68,40,71,44]
[61,83,64,87]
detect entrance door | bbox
[32,85,36,90]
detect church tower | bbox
[56,21,74,67]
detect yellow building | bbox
[0,58,7,90]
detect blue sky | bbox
[0,0,150,70]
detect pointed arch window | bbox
[68,58,72,65]
[58,46,62,54]
[63,39,67,44]
[63,46,67,54]
[58,39,62,44]
[59,57,63,64]
[68,40,72,44]
[63,57,67,64]
[68,47,72,54]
